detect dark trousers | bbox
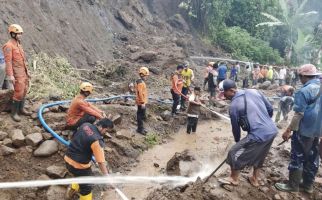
[187,117,198,133]
[70,114,96,130]
[137,105,146,131]
[288,132,320,186]
[171,89,180,114]
[181,87,189,108]
[66,163,93,196]
[242,78,249,88]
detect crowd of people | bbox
[1,23,322,200]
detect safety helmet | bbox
[208,62,215,66]
[8,24,23,34]
[139,67,150,76]
[80,82,94,94]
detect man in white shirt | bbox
[279,67,287,86]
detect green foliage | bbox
[29,53,81,100]
[144,133,160,147]
[217,26,283,64]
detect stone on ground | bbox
[161,110,172,121]
[46,165,67,178]
[3,138,12,147]
[259,81,271,90]
[11,130,25,147]
[25,132,43,147]
[0,131,8,141]
[0,145,16,156]
[46,186,66,200]
[33,140,58,157]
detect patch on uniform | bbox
[83,125,94,136]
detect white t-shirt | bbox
[279,68,287,79]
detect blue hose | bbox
[38,95,172,148]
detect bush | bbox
[28,53,81,100]
[216,26,283,64]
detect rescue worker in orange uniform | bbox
[171,65,184,116]
[66,82,107,130]
[3,24,31,122]
[135,67,149,135]
[65,118,113,200]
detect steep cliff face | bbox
[0,0,168,67]
[0,0,220,71]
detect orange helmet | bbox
[8,24,23,34]
[139,67,150,76]
[80,82,94,94]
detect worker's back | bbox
[66,123,103,164]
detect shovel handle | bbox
[204,159,227,183]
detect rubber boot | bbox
[80,192,92,200]
[275,170,302,192]
[11,101,21,122]
[299,182,314,194]
[20,99,32,116]
[66,183,80,199]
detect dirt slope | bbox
[0,0,219,69]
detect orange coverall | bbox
[66,95,103,126]
[3,39,29,101]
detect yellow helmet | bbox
[139,67,150,76]
[8,24,23,34]
[208,62,215,66]
[80,82,93,94]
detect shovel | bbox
[203,159,227,183]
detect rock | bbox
[138,51,157,62]
[167,14,190,32]
[161,110,172,121]
[46,186,66,200]
[46,165,67,178]
[268,83,279,90]
[274,194,282,200]
[0,145,16,156]
[149,67,161,75]
[0,131,8,141]
[166,150,195,176]
[10,129,23,138]
[127,45,140,53]
[37,174,51,181]
[258,81,271,90]
[154,163,160,168]
[115,10,135,30]
[31,113,38,120]
[25,133,43,147]
[112,114,123,125]
[131,51,158,62]
[33,140,58,157]
[26,146,33,153]
[3,138,12,147]
[260,186,270,193]
[42,132,53,140]
[11,130,25,147]
[49,93,61,101]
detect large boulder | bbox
[166,150,197,176]
[25,133,43,147]
[46,165,67,179]
[11,130,25,147]
[131,51,158,62]
[33,140,58,157]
